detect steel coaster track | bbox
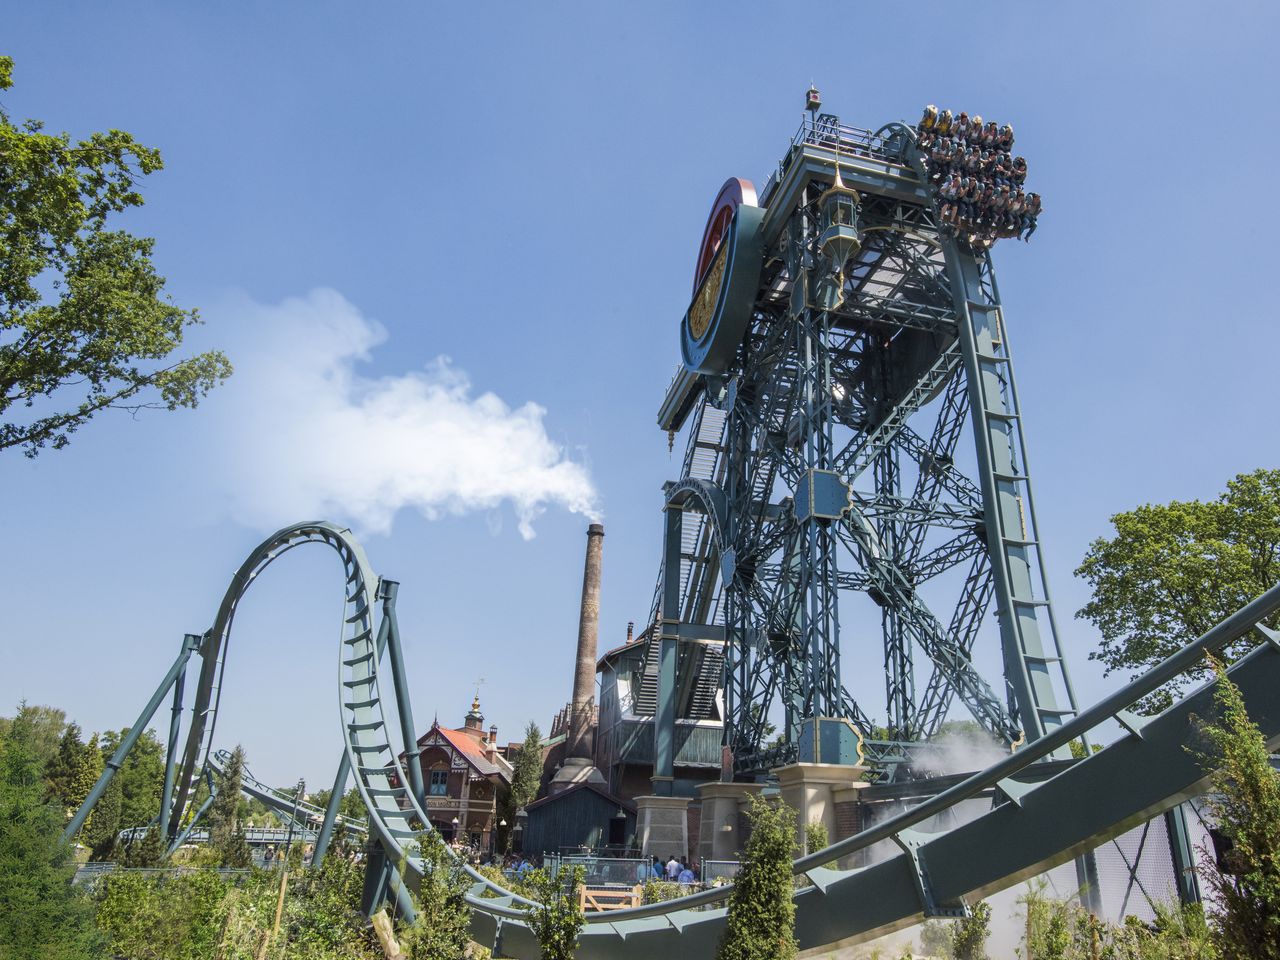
[62,518,1280,956]
[207,748,367,836]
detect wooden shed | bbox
[522,783,636,856]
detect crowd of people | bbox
[637,854,700,885]
[915,106,1041,245]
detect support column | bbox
[634,794,691,861]
[1166,803,1202,905]
[773,762,869,857]
[653,502,682,797]
[695,781,765,861]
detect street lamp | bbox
[514,806,528,854]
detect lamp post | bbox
[514,806,527,854]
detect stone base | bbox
[634,795,691,860]
[548,757,606,794]
[695,781,766,861]
[772,762,869,861]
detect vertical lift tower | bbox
[646,95,1081,813]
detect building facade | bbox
[411,698,512,851]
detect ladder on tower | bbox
[944,248,1082,742]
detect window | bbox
[429,769,449,796]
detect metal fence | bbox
[72,863,252,885]
[547,854,651,887]
[701,859,740,883]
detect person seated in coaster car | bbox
[968,115,982,144]
[965,145,982,176]
[938,174,959,225]
[918,105,938,133]
[978,183,995,226]
[982,120,999,149]
[959,177,978,227]
[1002,188,1023,238]
[993,152,1011,188]
[1011,156,1027,187]
[998,124,1014,152]
[981,149,997,180]
[936,109,953,137]
[1021,193,1041,240]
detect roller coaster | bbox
[63,103,1280,959]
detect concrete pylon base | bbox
[772,762,869,861]
[695,781,766,861]
[634,795,691,860]
[548,757,606,795]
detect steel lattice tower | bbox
[649,110,1083,782]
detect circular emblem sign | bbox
[680,178,765,376]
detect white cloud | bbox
[209,289,600,538]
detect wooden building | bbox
[523,782,636,857]
[410,697,513,851]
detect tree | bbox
[83,771,121,861]
[99,727,165,831]
[207,744,251,868]
[0,703,67,769]
[0,705,104,958]
[1076,469,1280,712]
[71,733,105,835]
[717,794,798,960]
[122,824,165,868]
[1193,657,1280,959]
[44,721,88,814]
[0,55,231,458]
[504,720,543,852]
[523,865,585,960]
[400,832,472,960]
[949,900,990,960]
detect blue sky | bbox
[2,1,1277,788]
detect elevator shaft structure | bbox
[655,113,1080,778]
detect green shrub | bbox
[717,794,798,960]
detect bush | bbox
[1194,657,1280,960]
[95,870,228,960]
[717,794,798,960]
[522,865,585,960]
[950,901,990,960]
[401,834,472,960]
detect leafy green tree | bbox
[949,900,990,960]
[122,823,166,867]
[71,733,105,836]
[401,833,472,960]
[0,703,67,769]
[1076,469,1280,712]
[504,720,543,852]
[83,771,121,861]
[208,744,252,868]
[717,794,798,960]
[522,865,585,960]
[0,706,104,958]
[0,55,231,458]
[45,721,88,814]
[99,727,165,830]
[1193,657,1280,959]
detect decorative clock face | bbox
[688,240,729,341]
[680,178,766,376]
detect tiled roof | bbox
[417,723,512,782]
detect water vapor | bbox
[209,289,600,538]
